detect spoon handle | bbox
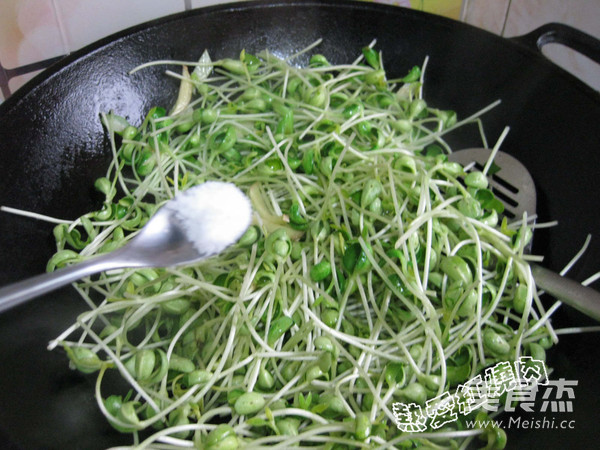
[0,253,121,314]
[532,264,600,322]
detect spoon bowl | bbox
[0,182,251,313]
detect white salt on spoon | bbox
[0,181,252,313]
[166,181,253,255]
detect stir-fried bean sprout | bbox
[46,43,560,449]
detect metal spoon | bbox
[449,147,600,322]
[0,183,251,314]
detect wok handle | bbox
[532,264,600,322]
[511,23,600,65]
[0,253,118,314]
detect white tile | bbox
[461,0,510,35]
[461,0,511,35]
[503,0,600,91]
[53,0,186,52]
[0,0,66,69]
[503,0,598,38]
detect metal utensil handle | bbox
[511,22,600,65]
[532,264,600,322]
[0,253,117,313]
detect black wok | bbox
[1,1,599,448]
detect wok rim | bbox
[0,1,599,448]
[1,0,598,118]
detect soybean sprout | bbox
[44,43,563,449]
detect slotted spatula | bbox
[449,148,600,322]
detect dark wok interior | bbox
[0,1,599,448]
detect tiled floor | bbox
[0,0,598,101]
